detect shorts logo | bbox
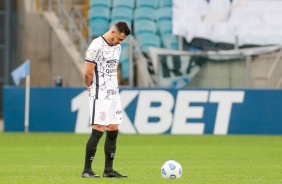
[99,111,107,121]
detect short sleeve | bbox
[85,49,98,63]
[85,39,101,63]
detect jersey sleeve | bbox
[85,39,100,63]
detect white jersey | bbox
[85,36,122,125]
[85,36,121,100]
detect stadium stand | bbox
[134,20,158,35]
[88,6,110,37]
[134,7,156,21]
[137,33,161,53]
[89,0,112,8]
[110,6,133,29]
[136,0,159,9]
[158,20,172,35]
[120,37,130,80]
[156,7,172,25]
[173,0,282,48]
[15,0,282,89]
[87,0,282,84]
[113,0,135,9]
[87,0,181,80]
[159,0,172,7]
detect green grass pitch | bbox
[0,133,281,184]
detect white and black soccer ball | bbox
[161,160,182,179]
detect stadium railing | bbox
[34,0,91,58]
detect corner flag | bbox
[11,59,31,133]
[11,59,30,86]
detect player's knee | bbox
[92,124,105,132]
[106,130,118,139]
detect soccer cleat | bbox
[81,170,100,178]
[103,170,128,178]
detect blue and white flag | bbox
[11,59,30,86]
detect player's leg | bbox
[81,124,105,178]
[104,124,118,173]
[82,97,108,178]
[103,125,127,178]
[103,99,126,177]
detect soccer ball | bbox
[161,160,182,179]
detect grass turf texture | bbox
[0,133,281,184]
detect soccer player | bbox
[81,22,130,178]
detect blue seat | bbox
[113,0,135,9]
[134,20,157,35]
[120,58,129,79]
[161,34,178,50]
[90,0,112,8]
[159,0,172,7]
[156,7,172,24]
[158,20,172,35]
[136,0,158,8]
[120,42,130,79]
[137,33,161,53]
[88,6,110,21]
[134,7,155,21]
[89,19,109,37]
[111,7,133,22]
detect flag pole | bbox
[24,75,30,133]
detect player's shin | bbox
[83,129,103,171]
[104,130,118,172]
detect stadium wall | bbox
[3,86,282,135]
[18,0,84,87]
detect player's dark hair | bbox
[115,21,131,36]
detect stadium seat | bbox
[137,33,161,53]
[89,0,112,8]
[134,20,158,35]
[134,7,156,21]
[136,0,158,9]
[156,7,172,26]
[158,20,172,35]
[111,7,133,22]
[88,6,110,21]
[159,0,172,7]
[113,0,135,9]
[89,19,109,37]
[120,58,129,79]
[120,39,130,79]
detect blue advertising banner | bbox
[3,86,282,134]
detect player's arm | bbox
[84,61,96,88]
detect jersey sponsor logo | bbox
[106,63,116,68]
[106,68,117,74]
[106,60,116,64]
